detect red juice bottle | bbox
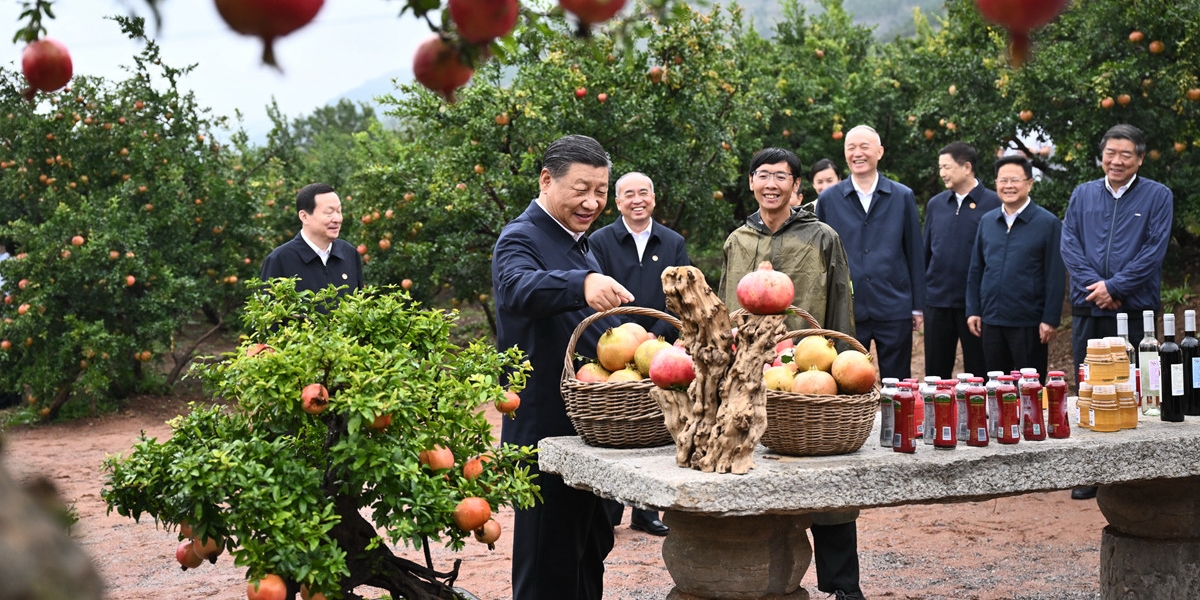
[1020,369,1046,441]
[1046,370,1070,438]
[997,375,1021,444]
[966,377,989,447]
[933,380,957,449]
[893,382,917,453]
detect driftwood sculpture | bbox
[649,266,785,474]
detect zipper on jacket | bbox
[1104,195,1118,278]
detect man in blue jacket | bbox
[966,155,1065,377]
[492,135,634,600]
[817,125,925,380]
[924,142,1001,378]
[261,182,364,296]
[1059,124,1172,500]
[589,171,688,537]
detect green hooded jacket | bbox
[718,206,855,337]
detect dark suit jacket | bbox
[261,233,364,295]
[816,174,925,322]
[589,218,689,341]
[492,200,616,447]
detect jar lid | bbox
[1104,336,1126,346]
[1048,370,1065,377]
[957,373,973,380]
[1020,367,1038,375]
[969,377,985,383]
[1093,384,1116,394]
[882,377,900,384]
[1114,382,1134,392]
[1079,381,1092,391]
[987,370,1004,377]
[1088,338,1110,348]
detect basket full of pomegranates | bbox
[760,328,880,456]
[561,306,683,448]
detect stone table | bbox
[539,417,1200,600]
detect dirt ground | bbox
[2,372,1105,600]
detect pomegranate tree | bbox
[21,38,73,98]
[213,0,325,68]
[974,0,1070,66]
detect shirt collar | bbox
[621,217,653,239]
[851,172,879,197]
[1105,173,1138,199]
[300,230,332,260]
[535,198,584,241]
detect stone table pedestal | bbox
[1097,476,1200,599]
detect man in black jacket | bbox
[589,171,689,536]
[261,183,364,295]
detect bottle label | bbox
[1170,364,1185,396]
[1089,408,1095,425]
[1010,424,1019,438]
[1193,357,1200,387]
[976,428,987,442]
[1140,355,1161,392]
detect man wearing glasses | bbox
[1059,124,1173,500]
[717,148,860,600]
[816,125,925,382]
[966,155,1065,378]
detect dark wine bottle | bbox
[1181,310,1199,417]
[1160,313,1185,422]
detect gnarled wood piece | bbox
[703,313,785,474]
[657,266,779,473]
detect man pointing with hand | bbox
[492,134,632,600]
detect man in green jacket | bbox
[717,147,863,600]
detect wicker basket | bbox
[560,306,681,448]
[760,328,879,456]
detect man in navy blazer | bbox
[589,171,689,536]
[492,135,634,600]
[816,125,925,381]
[261,182,364,296]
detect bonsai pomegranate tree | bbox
[102,280,538,599]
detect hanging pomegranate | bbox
[412,36,475,103]
[21,38,73,99]
[974,0,1070,66]
[449,0,520,44]
[213,0,325,68]
[559,0,627,27]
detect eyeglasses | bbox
[752,170,794,183]
[996,177,1030,186]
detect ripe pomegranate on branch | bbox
[974,0,1071,66]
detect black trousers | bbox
[854,318,913,380]
[811,521,862,594]
[511,463,614,600]
[1071,314,1120,388]
[981,323,1048,379]
[924,306,987,378]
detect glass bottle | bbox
[934,380,957,449]
[966,377,989,447]
[1160,313,1185,422]
[985,371,1003,439]
[1115,381,1138,429]
[1117,312,1137,385]
[893,382,917,453]
[879,378,899,448]
[1019,369,1046,441]
[1182,310,1199,417]
[921,376,938,446]
[997,375,1021,444]
[1046,371,1070,438]
[1138,310,1161,416]
[955,373,972,443]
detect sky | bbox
[3,0,432,135]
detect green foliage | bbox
[102,280,538,596]
[0,17,269,417]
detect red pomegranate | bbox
[974,0,1070,66]
[649,348,695,390]
[449,0,520,44]
[213,0,325,68]
[21,38,73,97]
[736,262,794,315]
[559,0,627,25]
[412,36,475,103]
[576,362,612,382]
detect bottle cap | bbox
[924,375,940,382]
[987,370,1004,377]
[1087,338,1110,349]
[1020,367,1038,376]
[1048,370,1065,377]
[957,373,972,381]
[969,377,985,383]
[882,377,899,384]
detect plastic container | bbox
[879,378,899,448]
[997,375,1021,444]
[1116,381,1138,430]
[1019,369,1046,441]
[1046,371,1070,438]
[966,378,989,447]
[955,373,972,443]
[1090,384,1120,433]
[1085,338,1115,385]
[933,381,957,449]
[893,382,917,453]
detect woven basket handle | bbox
[561,306,683,381]
[779,328,868,355]
[729,305,821,329]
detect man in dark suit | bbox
[492,135,634,600]
[589,171,689,536]
[260,182,364,295]
[816,125,925,381]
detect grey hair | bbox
[615,172,654,195]
[1099,124,1147,157]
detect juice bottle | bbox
[955,373,972,443]
[933,380,957,449]
[966,377,989,447]
[879,378,898,448]
[920,376,938,445]
[985,371,1003,438]
[893,382,917,453]
[1019,369,1046,441]
[1045,370,1069,438]
[997,375,1021,444]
